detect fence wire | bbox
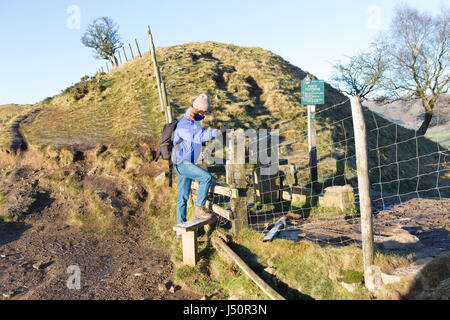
[201,96,449,246]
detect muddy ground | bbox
[0,163,200,300]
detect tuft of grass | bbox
[175,264,224,298]
[338,269,364,284]
[0,191,6,212]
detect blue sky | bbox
[0,0,446,105]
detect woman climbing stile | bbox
[172,93,226,241]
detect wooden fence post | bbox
[129,43,134,59]
[308,104,318,187]
[350,95,378,291]
[105,62,109,72]
[227,129,248,235]
[135,38,142,58]
[118,50,123,65]
[161,79,173,123]
[147,25,166,114]
[122,47,128,62]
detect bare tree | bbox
[331,44,387,100]
[81,17,122,68]
[378,5,449,135]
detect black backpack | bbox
[155,120,179,162]
[155,120,182,187]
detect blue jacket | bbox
[172,107,217,164]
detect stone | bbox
[158,284,165,291]
[379,232,421,250]
[340,281,357,292]
[318,185,355,213]
[154,172,167,186]
[32,261,53,270]
[380,272,403,285]
[264,267,275,275]
[292,193,306,206]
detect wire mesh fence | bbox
[200,94,449,246]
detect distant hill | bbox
[364,94,450,149]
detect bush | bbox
[42,97,53,104]
[63,75,107,101]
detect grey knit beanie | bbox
[193,93,211,111]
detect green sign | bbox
[301,79,324,105]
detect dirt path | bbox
[9,109,41,152]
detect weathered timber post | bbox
[129,43,134,59]
[308,104,318,187]
[118,50,123,65]
[105,62,109,72]
[122,47,128,62]
[227,129,248,235]
[101,67,104,73]
[161,78,173,123]
[350,95,378,291]
[135,38,142,58]
[147,25,166,114]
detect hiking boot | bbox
[194,206,213,220]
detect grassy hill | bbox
[1,41,447,199]
[364,95,450,150]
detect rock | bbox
[2,291,15,299]
[157,284,165,292]
[264,267,275,275]
[154,172,166,186]
[32,263,42,270]
[318,185,355,213]
[380,272,403,285]
[379,232,421,250]
[228,295,239,300]
[32,261,53,270]
[134,273,143,277]
[340,281,357,292]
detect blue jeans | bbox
[174,161,213,224]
